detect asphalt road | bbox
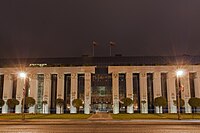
[0,123,200,133]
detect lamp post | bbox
[176,69,184,120]
[19,72,27,120]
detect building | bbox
[0,55,200,114]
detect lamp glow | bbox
[19,72,27,78]
[176,70,184,77]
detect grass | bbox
[0,114,92,119]
[111,113,200,120]
[1,113,200,120]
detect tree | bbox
[154,96,167,113]
[121,98,133,113]
[0,99,5,108]
[72,99,83,113]
[22,97,35,112]
[56,98,64,114]
[42,100,47,114]
[188,97,200,113]
[6,98,19,113]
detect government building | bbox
[0,55,199,114]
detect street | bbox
[0,121,200,133]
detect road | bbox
[0,121,200,133]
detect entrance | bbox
[91,70,112,113]
[92,103,112,112]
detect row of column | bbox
[2,71,200,114]
[112,71,200,114]
[1,73,92,114]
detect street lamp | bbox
[19,71,27,120]
[176,69,184,120]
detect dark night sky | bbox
[0,0,200,58]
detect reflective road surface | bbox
[0,124,200,133]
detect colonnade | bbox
[0,65,200,114]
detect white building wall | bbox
[167,72,177,113]
[43,74,51,114]
[194,72,200,98]
[182,72,191,113]
[84,73,91,114]
[112,72,119,114]
[70,73,77,113]
[15,77,24,113]
[56,73,64,114]
[140,72,148,113]
[153,72,162,113]
[126,72,133,113]
[2,74,12,113]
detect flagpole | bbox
[92,41,96,57]
[109,41,115,56]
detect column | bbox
[194,72,200,98]
[112,72,119,114]
[194,72,200,112]
[84,73,91,114]
[182,72,191,113]
[153,72,162,113]
[167,72,177,113]
[56,73,64,114]
[140,72,148,113]
[126,72,133,113]
[2,74,12,113]
[43,74,51,114]
[29,74,37,113]
[70,73,77,113]
[15,77,24,113]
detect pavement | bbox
[1,119,200,125]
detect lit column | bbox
[140,72,148,113]
[84,73,91,114]
[112,72,119,114]
[56,73,64,114]
[29,74,37,113]
[194,72,200,112]
[43,74,51,114]
[2,74,12,114]
[194,72,200,98]
[182,72,191,113]
[70,73,77,113]
[15,74,25,113]
[126,72,133,113]
[167,72,177,113]
[153,72,162,113]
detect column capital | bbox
[71,73,77,79]
[44,74,51,79]
[4,74,11,80]
[126,72,132,79]
[112,73,118,78]
[29,73,37,79]
[58,73,63,79]
[153,72,161,79]
[140,72,146,78]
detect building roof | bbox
[0,55,199,67]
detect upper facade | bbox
[0,55,200,67]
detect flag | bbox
[92,41,97,46]
[109,41,115,46]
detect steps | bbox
[88,112,113,120]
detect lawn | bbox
[0,114,92,119]
[111,113,200,120]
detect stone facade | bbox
[0,65,199,114]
